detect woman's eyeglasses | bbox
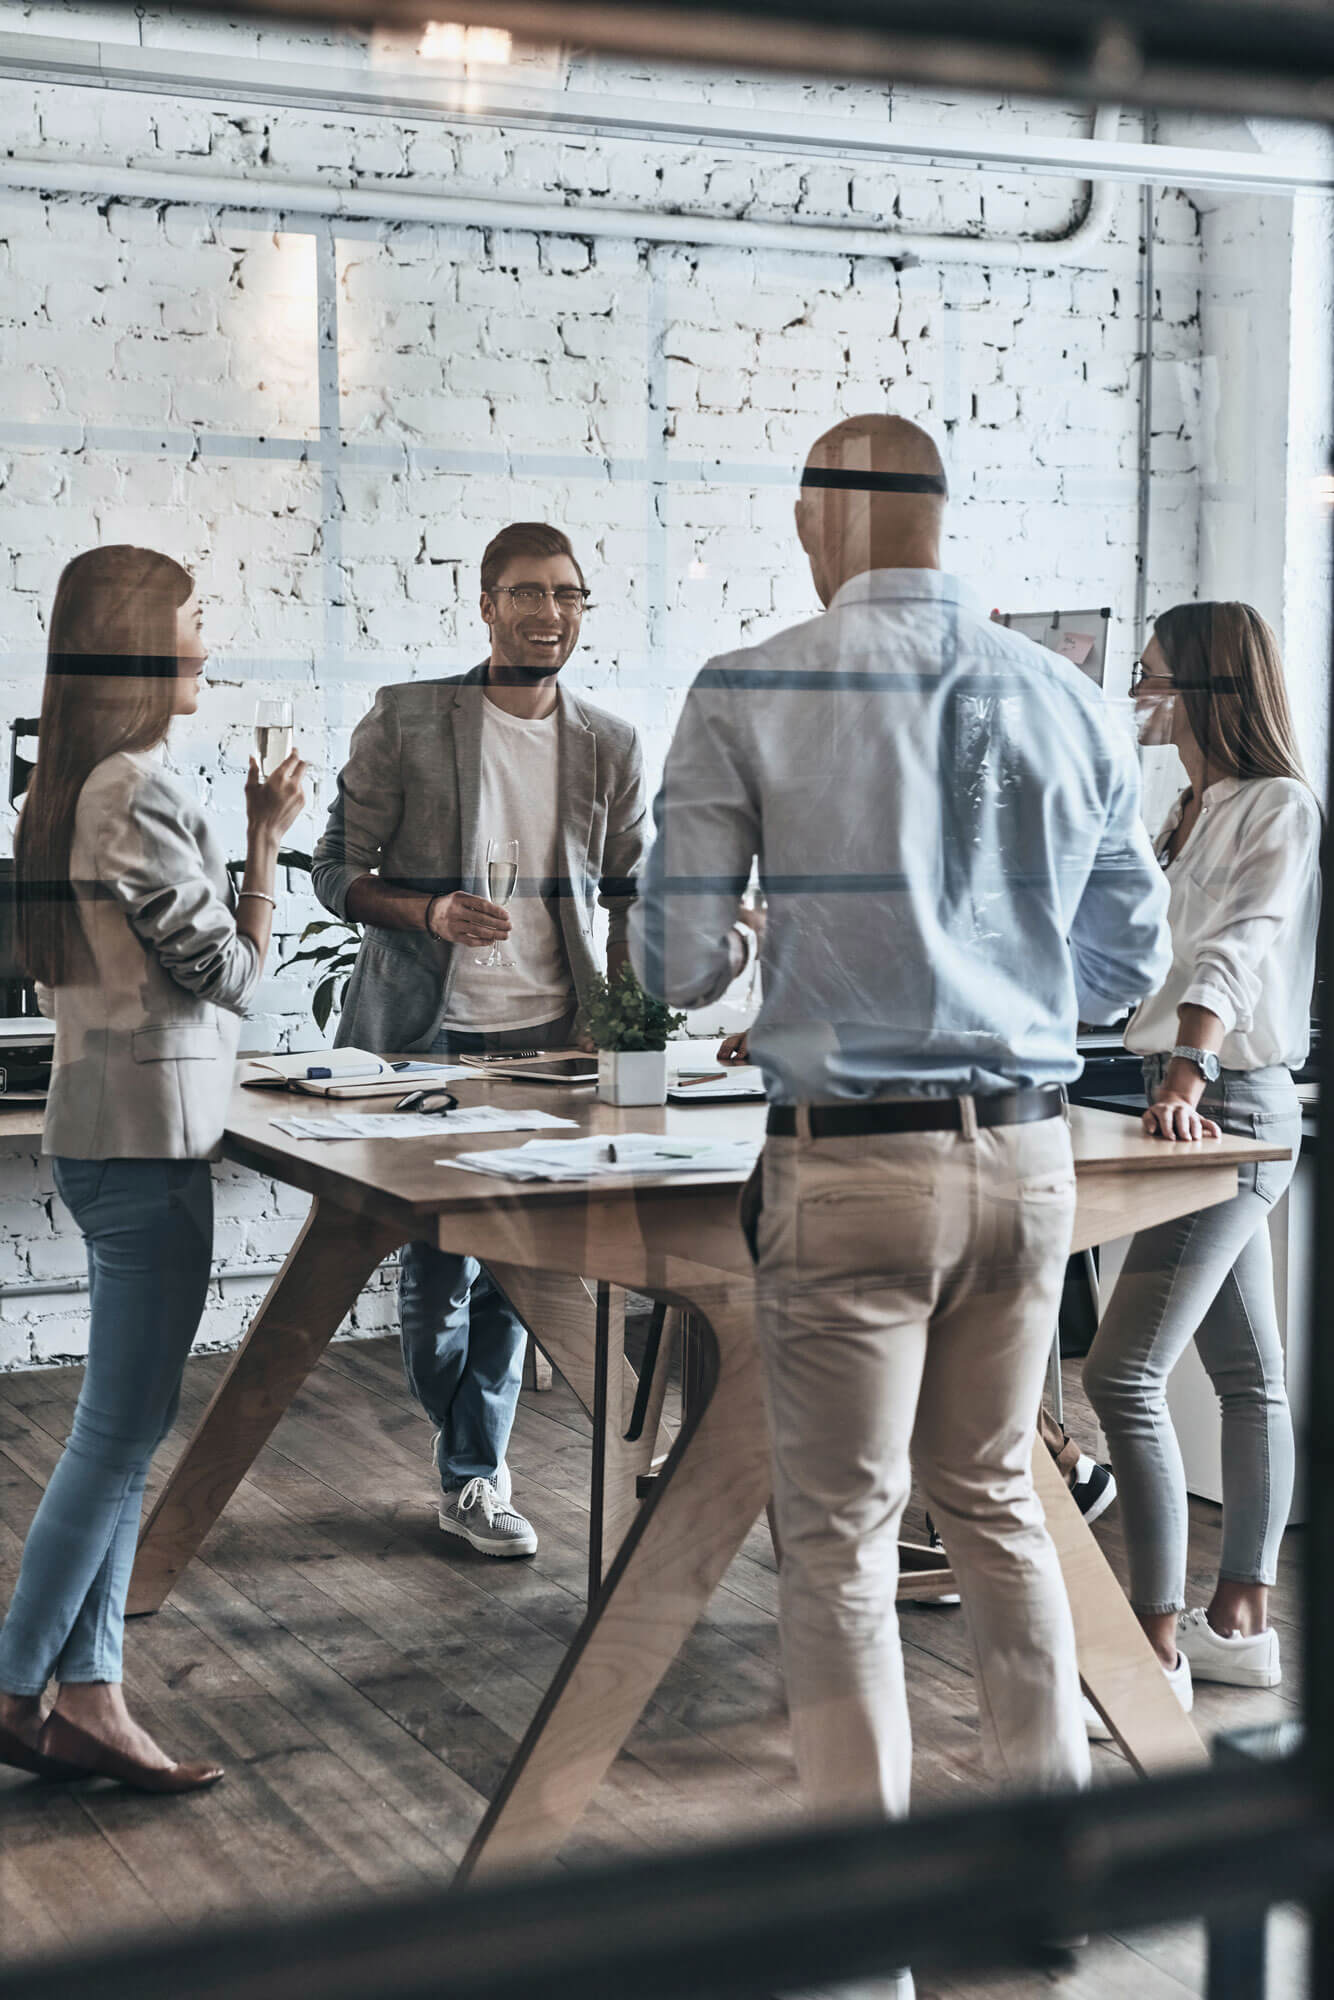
[1130,663,1175,692]
[394,1088,459,1115]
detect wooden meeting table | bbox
[2,1072,1290,1880]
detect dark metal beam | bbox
[163,0,1334,120]
[0,1760,1325,2000]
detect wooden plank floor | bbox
[0,1334,1306,1996]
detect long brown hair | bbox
[15,546,195,986]
[1153,601,1309,788]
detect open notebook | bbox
[245,1049,465,1098]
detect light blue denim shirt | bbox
[630,569,1172,1104]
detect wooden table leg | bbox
[460,1311,1202,1878]
[127,1199,408,1616]
[458,1265,768,1882]
[486,1264,674,1589]
[1032,1440,1207,1773]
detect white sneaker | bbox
[1085,1650,1192,1739]
[1165,1650,1193,1711]
[432,1431,512,1507]
[1176,1607,1281,1688]
[438,1476,538,1557]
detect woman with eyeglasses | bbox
[1083,602,1318,1719]
[0,546,304,1792]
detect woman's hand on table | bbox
[718,1031,750,1065]
[1142,1090,1221,1142]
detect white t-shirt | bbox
[1124,774,1321,1071]
[443,698,577,1033]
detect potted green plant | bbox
[582,967,685,1107]
[281,913,363,1032]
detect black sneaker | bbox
[1069,1455,1117,1524]
[922,1513,961,1606]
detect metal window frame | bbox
[0,2,1330,1994]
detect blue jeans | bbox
[400,1008,576,1490]
[0,1158,212,1693]
[1083,1060,1300,1614]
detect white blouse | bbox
[1124,774,1321,1072]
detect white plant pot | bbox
[597,1048,668,1107]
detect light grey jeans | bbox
[1082,1059,1300,1615]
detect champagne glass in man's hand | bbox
[477,838,519,968]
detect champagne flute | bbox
[254,697,294,779]
[741,884,765,1011]
[478,837,518,969]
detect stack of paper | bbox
[445,1132,761,1182]
[274,1106,578,1142]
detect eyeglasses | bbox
[490,586,590,612]
[1130,663,1176,691]
[394,1088,459,1115]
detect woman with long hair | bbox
[0,546,304,1790]
[1083,601,1319,1716]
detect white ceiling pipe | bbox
[0,111,1120,265]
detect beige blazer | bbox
[42,749,262,1160]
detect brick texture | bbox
[0,8,1209,1362]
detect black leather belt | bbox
[766,1087,1064,1140]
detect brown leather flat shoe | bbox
[40,1713,224,1794]
[0,1716,82,1782]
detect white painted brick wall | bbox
[0,4,1221,1365]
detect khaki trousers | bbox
[755,1117,1091,1822]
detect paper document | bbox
[445,1132,761,1183]
[274,1106,579,1142]
[669,1064,766,1102]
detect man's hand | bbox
[426,892,511,947]
[718,1031,750,1064]
[1142,1090,1221,1142]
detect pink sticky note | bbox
[1053,630,1095,666]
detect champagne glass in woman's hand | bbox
[246,750,306,844]
[254,697,294,778]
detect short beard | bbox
[488,640,571,684]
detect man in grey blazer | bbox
[313,521,647,1558]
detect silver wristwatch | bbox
[1171,1043,1221,1083]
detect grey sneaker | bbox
[438,1476,538,1558]
[432,1431,512,1508]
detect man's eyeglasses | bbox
[491,586,591,612]
[394,1088,459,1115]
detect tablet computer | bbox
[495,1059,599,1086]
